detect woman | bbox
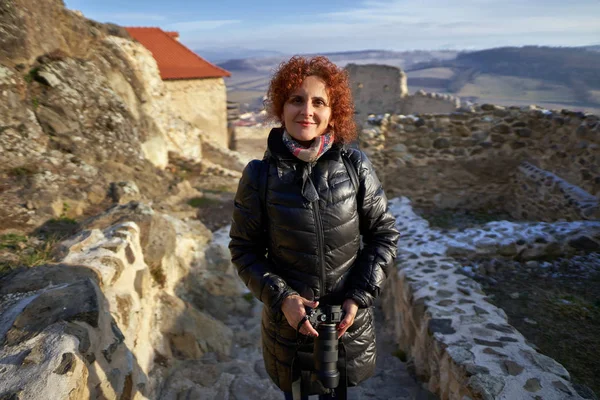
[229,56,400,399]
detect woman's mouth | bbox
[297,121,314,127]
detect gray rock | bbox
[552,380,572,396]
[525,351,570,380]
[433,138,450,149]
[473,339,505,348]
[568,236,600,251]
[523,378,542,392]
[446,346,474,365]
[502,360,524,376]
[428,318,455,335]
[110,181,141,204]
[467,374,505,400]
[3,279,99,345]
[230,375,281,400]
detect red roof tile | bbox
[125,27,230,80]
[165,31,179,39]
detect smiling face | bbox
[282,75,332,145]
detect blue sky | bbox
[64,0,600,53]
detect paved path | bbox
[347,301,438,400]
[159,298,438,400]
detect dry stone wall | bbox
[383,197,597,399]
[400,90,461,115]
[514,162,599,221]
[362,105,600,221]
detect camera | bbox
[305,304,345,389]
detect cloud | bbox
[181,0,600,53]
[165,19,241,32]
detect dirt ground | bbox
[233,125,270,161]
[471,256,600,398]
[187,126,271,232]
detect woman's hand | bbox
[281,295,320,337]
[337,299,359,339]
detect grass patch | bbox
[203,187,230,195]
[8,165,38,177]
[0,233,28,250]
[475,260,600,396]
[551,292,594,320]
[48,216,78,225]
[0,234,61,275]
[242,292,255,304]
[20,236,59,267]
[23,67,40,84]
[187,197,220,208]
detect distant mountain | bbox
[584,45,600,52]
[441,46,600,90]
[218,56,290,73]
[223,46,600,114]
[406,46,600,108]
[218,49,460,73]
[193,47,285,64]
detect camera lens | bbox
[314,323,340,388]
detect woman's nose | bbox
[301,102,313,116]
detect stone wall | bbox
[382,197,597,399]
[165,78,228,149]
[346,64,461,120]
[400,90,461,115]
[346,64,408,121]
[514,162,600,221]
[362,106,600,221]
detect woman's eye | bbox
[291,97,303,104]
[314,99,325,106]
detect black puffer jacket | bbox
[229,128,400,392]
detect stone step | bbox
[159,300,436,400]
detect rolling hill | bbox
[217,46,600,115]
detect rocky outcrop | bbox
[0,202,231,399]
[0,0,213,231]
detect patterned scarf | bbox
[282,130,335,163]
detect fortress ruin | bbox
[1,0,599,397]
[346,64,461,119]
[361,104,599,399]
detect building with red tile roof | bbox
[125,27,230,80]
[125,27,232,147]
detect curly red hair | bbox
[265,56,357,144]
